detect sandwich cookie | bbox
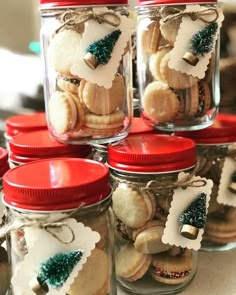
[143,81,180,123]
[57,73,81,94]
[48,29,82,74]
[150,252,193,285]
[116,244,152,282]
[155,195,172,222]
[160,15,182,46]
[68,248,110,295]
[141,21,162,54]
[132,220,172,254]
[160,51,198,89]
[48,91,85,135]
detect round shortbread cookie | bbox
[143,81,180,123]
[141,21,161,53]
[112,185,156,229]
[68,248,110,295]
[116,244,152,282]
[48,29,82,73]
[149,46,171,82]
[160,51,198,89]
[81,74,125,115]
[48,91,84,134]
[57,74,80,94]
[160,15,182,46]
[84,110,125,130]
[151,252,193,285]
[81,126,123,138]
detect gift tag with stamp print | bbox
[168,4,224,79]
[12,218,100,295]
[70,7,134,89]
[162,172,213,250]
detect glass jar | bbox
[8,129,92,168]
[40,0,133,145]
[4,112,47,150]
[92,117,155,163]
[2,158,116,295]
[177,113,236,251]
[107,134,200,295]
[136,0,223,131]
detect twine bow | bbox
[56,10,121,34]
[159,6,219,24]
[0,207,84,244]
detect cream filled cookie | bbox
[57,74,81,94]
[141,21,162,53]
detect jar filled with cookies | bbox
[40,0,134,145]
[8,129,92,168]
[2,158,116,295]
[177,113,236,251]
[136,0,224,131]
[107,134,213,294]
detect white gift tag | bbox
[217,157,236,207]
[12,218,100,295]
[162,173,213,250]
[70,8,134,89]
[169,5,224,79]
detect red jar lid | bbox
[40,0,128,9]
[5,112,47,138]
[3,158,110,211]
[130,117,154,135]
[138,0,216,5]
[0,148,9,177]
[9,130,91,163]
[108,134,196,173]
[176,113,236,144]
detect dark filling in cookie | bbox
[152,267,191,279]
[196,85,205,116]
[62,76,80,85]
[116,219,132,241]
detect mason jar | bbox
[107,134,208,294]
[40,0,133,145]
[136,0,223,131]
[92,117,155,163]
[177,113,236,251]
[8,129,92,168]
[2,158,116,295]
[4,112,47,150]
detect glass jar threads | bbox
[177,113,236,251]
[107,134,207,295]
[2,158,116,295]
[40,0,134,145]
[8,129,92,167]
[136,0,224,131]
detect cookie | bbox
[155,195,172,222]
[132,220,172,254]
[57,73,81,94]
[84,110,125,130]
[115,218,133,241]
[150,252,193,284]
[160,51,198,89]
[149,46,171,82]
[48,91,85,134]
[141,21,161,53]
[112,185,156,228]
[159,12,182,46]
[80,74,125,115]
[143,81,180,123]
[48,29,82,74]
[68,248,109,295]
[204,216,236,244]
[116,244,152,282]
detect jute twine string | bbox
[0,206,85,244]
[56,9,121,33]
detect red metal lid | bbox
[130,117,154,135]
[0,148,9,177]
[9,130,91,163]
[108,134,196,173]
[5,112,47,137]
[138,0,216,4]
[40,0,128,9]
[176,113,236,144]
[3,158,110,211]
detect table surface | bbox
[118,249,236,295]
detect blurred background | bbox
[0,0,235,120]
